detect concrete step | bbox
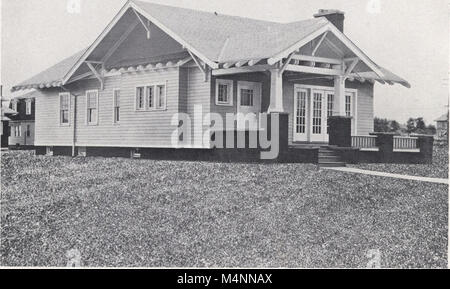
[319,162,347,168]
[319,156,341,162]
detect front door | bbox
[237,81,262,130]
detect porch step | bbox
[318,147,346,168]
[318,162,347,168]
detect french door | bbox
[294,87,351,143]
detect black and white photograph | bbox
[0,0,449,273]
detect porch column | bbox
[268,69,284,113]
[334,75,346,116]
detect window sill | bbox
[215,102,233,107]
[135,108,167,112]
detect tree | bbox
[389,120,401,133]
[374,117,390,132]
[406,118,416,134]
[426,125,436,135]
[415,117,426,131]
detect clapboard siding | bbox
[352,82,374,135]
[35,68,180,147]
[34,88,74,146]
[185,67,211,147]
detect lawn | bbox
[350,145,449,179]
[1,150,448,268]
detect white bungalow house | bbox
[12,1,421,164]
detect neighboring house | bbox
[435,112,448,143]
[8,91,36,148]
[1,104,17,148]
[12,1,425,164]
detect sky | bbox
[1,0,449,124]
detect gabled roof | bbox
[435,112,449,122]
[12,0,410,91]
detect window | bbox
[59,93,70,125]
[11,100,17,112]
[240,89,254,106]
[215,79,233,106]
[113,89,120,123]
[15,125,21,137]
[86,90,98,125]
[156,84,166,110]
[26,100,32,115]
[136,83,166,111]
[136,87,145,110]
[147,86,154,109]
[26,125,31,137]
[345,94,352,117]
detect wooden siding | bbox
[184,67,211,148]
[35,68,180,147]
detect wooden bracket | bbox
[132,8,151,39]
[187,50,209,82]
[86,62,104,90]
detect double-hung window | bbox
[11,100,17,112]
[14,125,21,137]
[136,83,167,111]
[59,93,70,125]
[155,84,166,110]
[113,89,120,123]
[136,87,145,110]
[215,79,233,106]
[86,90,99,125]
[26,100,32,115]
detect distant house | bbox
[1,104,17,148]
[11,1,430,164]
[8,91,36,148]
[435,112,448,143]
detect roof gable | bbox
[12,0,410,91]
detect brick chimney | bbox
[314,9,345,32]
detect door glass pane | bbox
[240,89,254,106]
[327,93,334,134]
[296,91,306,134]
[345,94,352,117]
[312,92,322,134]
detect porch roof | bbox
[11,0,410,91]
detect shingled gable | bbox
[11,0,410,91]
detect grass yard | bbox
[1,150,448,268]
[351,146,449,179]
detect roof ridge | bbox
[133,0,283,25]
